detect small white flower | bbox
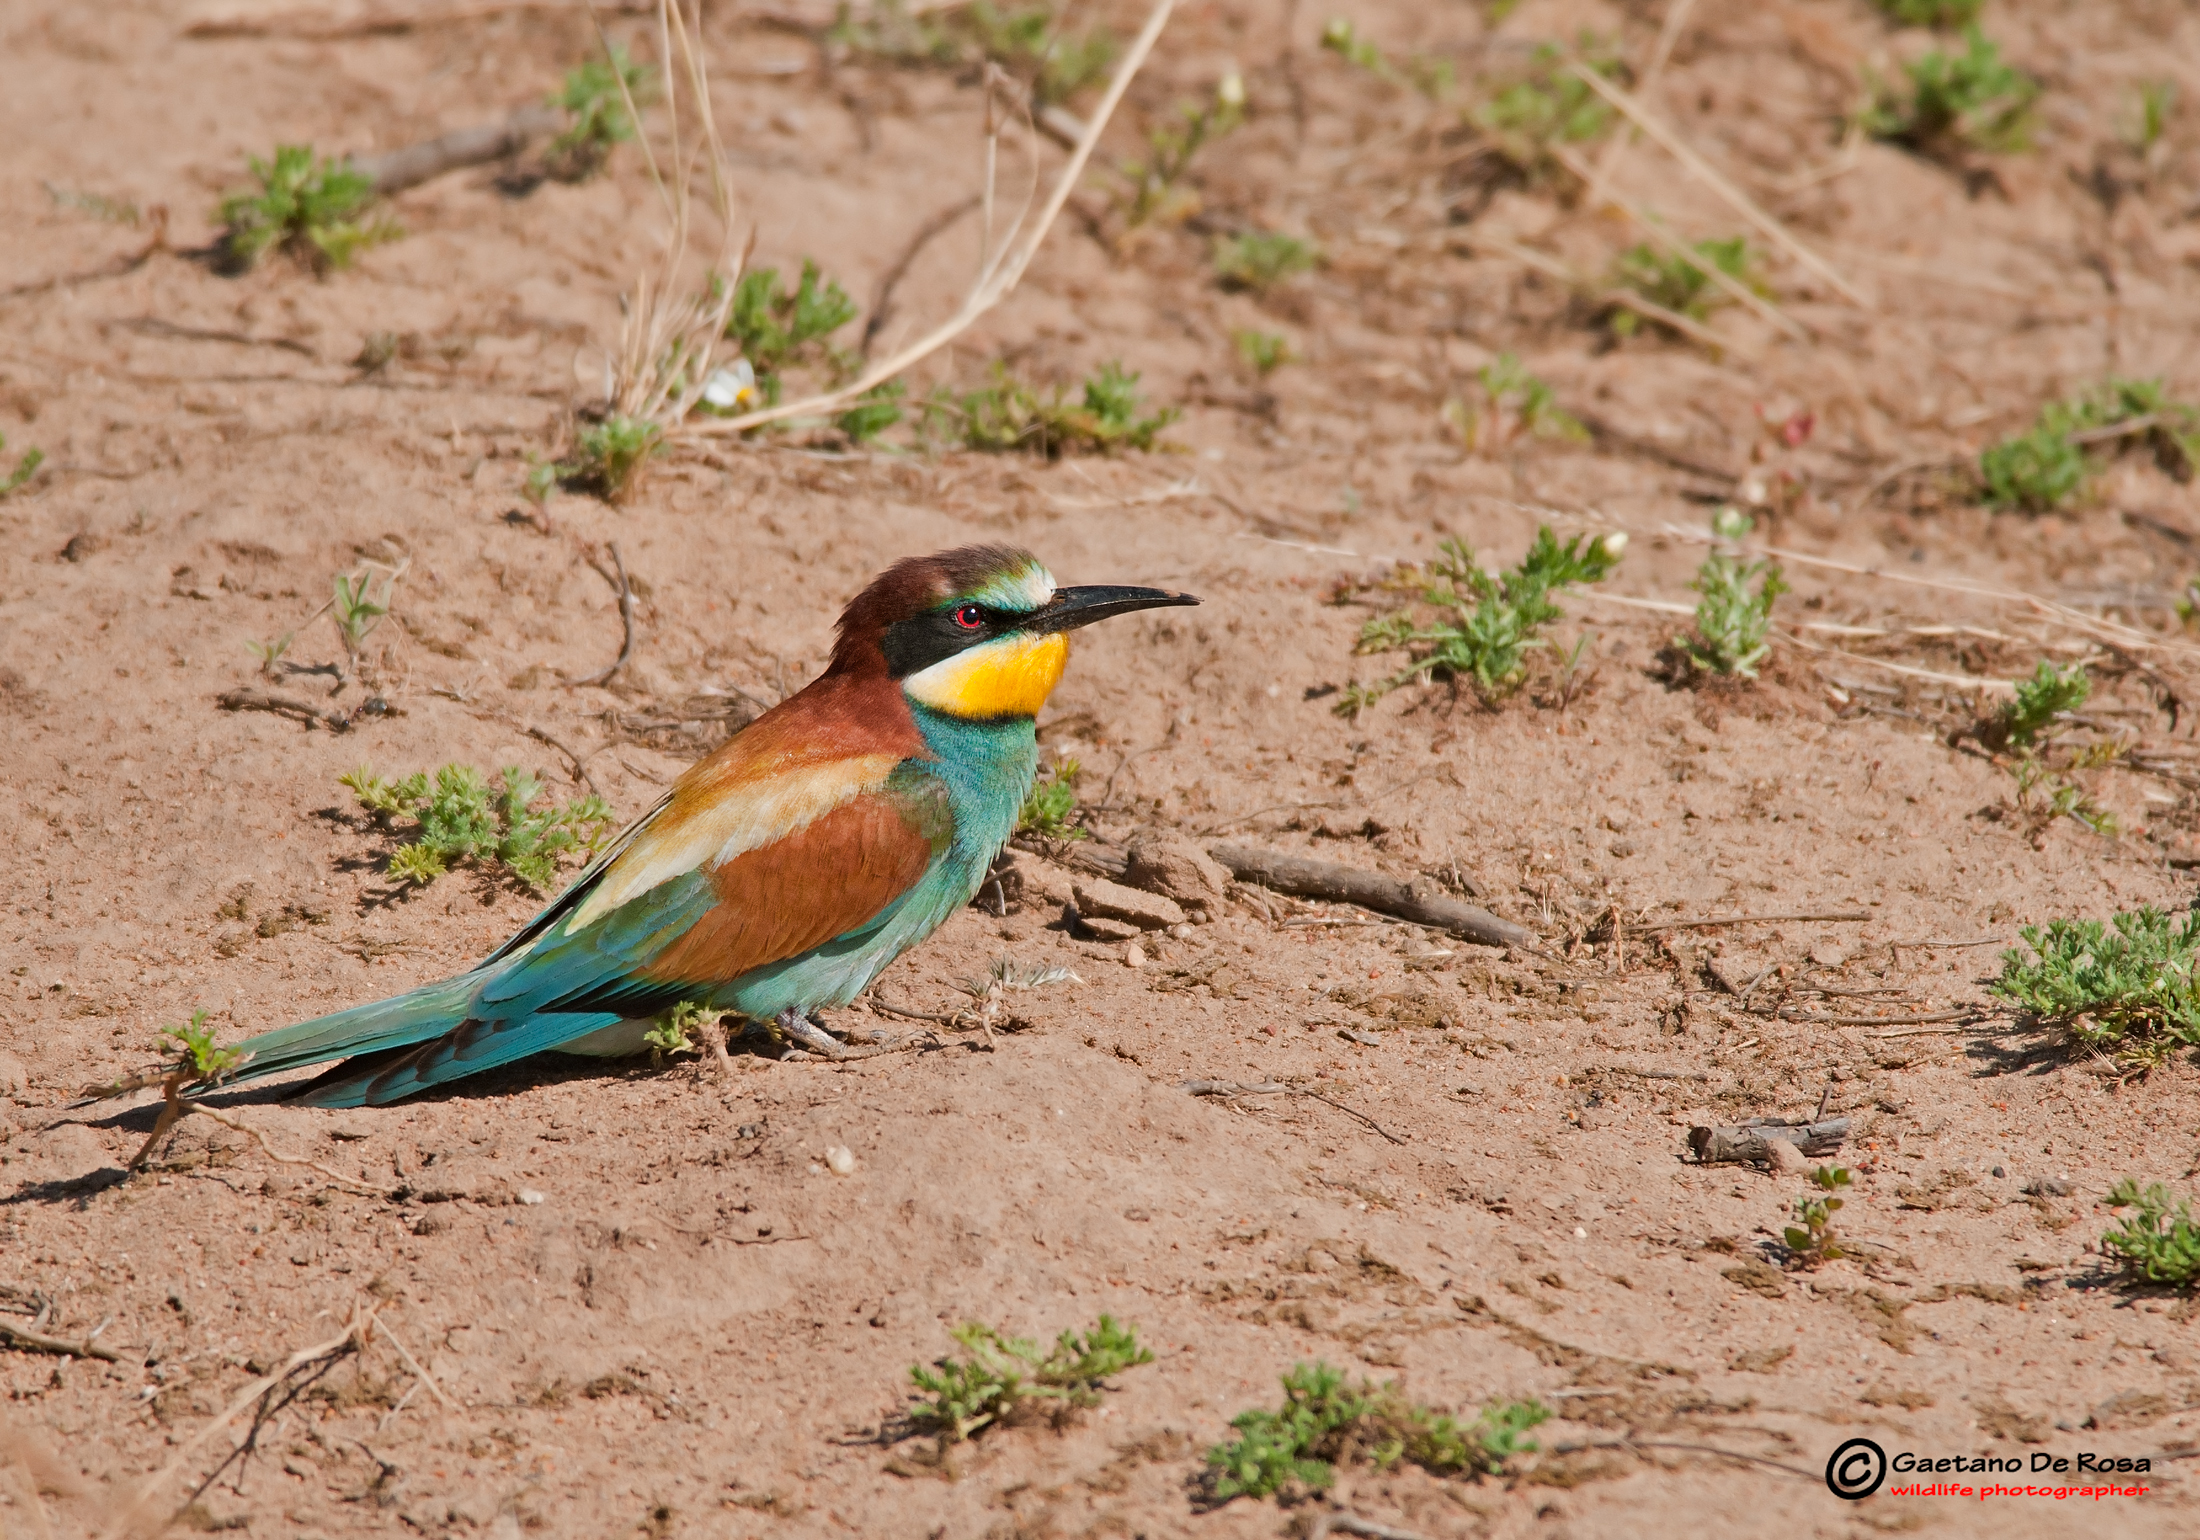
[701,359,757,410]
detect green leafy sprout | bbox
[2006,751,2119,843]
[1609,236,1764,336]
[1859,25,2038,157]
[1017,756,1084,840]
[1871,0,1982,25]
[2103,1180,2200,1288]
[2001,659,2090,750]
[1113,76,1244,230]
[927,362,1177,456]
[1980,377,2200,514]
[1213,231,1320,293]
[1445,352,1585,451]
[1782,1166,1851,1268]
[162,1009,246,1084]
[908,1316,1152,1443]
[1992,906,2200,1071]
[341,763,617,890]
[2121,80,2178,158]
[331,568,396,667]
[1204,1362,1549,1503]
[1342,528,1625,714]
[1471,40,1618,175]
[837,380,906,444]
[217,145,394,272]
[724,260,860,407]
[645,1000,725,1061]
[1233,329,1293,375]
[826,1,1116,106]
[545,44,658,180]
[1680,508,1787,677]
[537,414,665,502]
[0,432,44,499]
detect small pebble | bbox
[1123,942,1145,969]
[1992,1165,2007,1178]
[824,1145,856,1176]
[517,1188,546,1206]
[1573,1226,1588,1239]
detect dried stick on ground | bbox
[571,542,635,688]
[349,104,566,195]
[687,0,1178,437]
[861,193,982,356]
[0,1318,124,1363]
[1568,65,1869,309]
[1687,1116,1849,1165]
[1207,844,1533,949]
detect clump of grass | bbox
[927,363,1176,456]
[1232,329,1293,375]
[644,1000,724,1062]
[533,415,665,502]
[1204,1362,1548,1504]
[909,1316,1151,1443]
[1992,907,2200,1071]
[963,1,1117,105]
[1341,527,1625,714]
[2006,750,2119,842]
[217,145,394,273]
[0,432,44,498]
[722,260,860,408]
[341,764,617,890]
[331,568,394,672]
[1871,0,1982,25]
[1471,40,1618,176]
[545,44,657,181]
[1859,25,2038,157]
[2001,659,2090,750]
[1980,377,2200,513]
[1782,1166,1851,1268]
[1444,352,1584,451]
[1608,236,1764,337]
[1678,508,1787,678]
[161,1009,245,1084]
[1113,74,1243,230]
[1017,757,1084,840]
[2103,1180,2200,1287]
[1213,231,1319,292]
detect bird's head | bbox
[830,544,1198,720]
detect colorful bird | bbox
[198,545,1196,1107]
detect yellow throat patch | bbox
[902,631,1069,719]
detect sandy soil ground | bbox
[7,0,2200,1535]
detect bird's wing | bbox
[292,761,956,1106]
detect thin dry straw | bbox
[689,0,1180,436]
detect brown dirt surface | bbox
[6,0,2200,1535]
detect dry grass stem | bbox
[1589,0,1698,188]
[688,0,1179,437]
[1568,64,1869,309]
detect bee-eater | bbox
[195,545,1197,1107]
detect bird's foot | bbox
[775,1007,849,1061]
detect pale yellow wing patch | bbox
[561,752,905,934]
[902,631,1068,720]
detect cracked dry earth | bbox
[9,0,2200,1537]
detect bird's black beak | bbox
[1019,584,1200,635]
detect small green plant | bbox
[1471,40,1618,175]
[2121,79,2178,158]
[724,260,860,405]
[1213,231,1319,292]
[341,763,617,890]
[543,414,664,501]
[1343,528,1625,712]
[1993,906,2200,1070]
[1444,352,1585,451]
[908,1316,1151,1442]
[2103,1180,2200,1288]
[331,569,393,667]
[965,2,1117,104]
[545,44,658,180]
[1320,17,1391,77]
[1680,508,1787,677]
[1204,1362,1548,1503]
[246,631,295,674]
[217,145,393,272]
[1232,329,1293,375]
[2006,751,2119,842]
[0,432,44,498]
[836,380,906,445]
[1017,757,1084,839]
[1113,75,1244,230]
[1859,25,2038,157]
[1871,0,1982,25]
[1980,377,2200,513]
[44,182,141,225]
[162,1009,245,1083]
[928,363,1177,456]
[1609,236,1763,336]
[2001,659,2090,750]
[644,1000,724,1062]
[1783,1166,1851,1267]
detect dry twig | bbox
[570,542,636,688]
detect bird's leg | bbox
[775,1006,848,1061]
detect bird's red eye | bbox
[952,604,984,630]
